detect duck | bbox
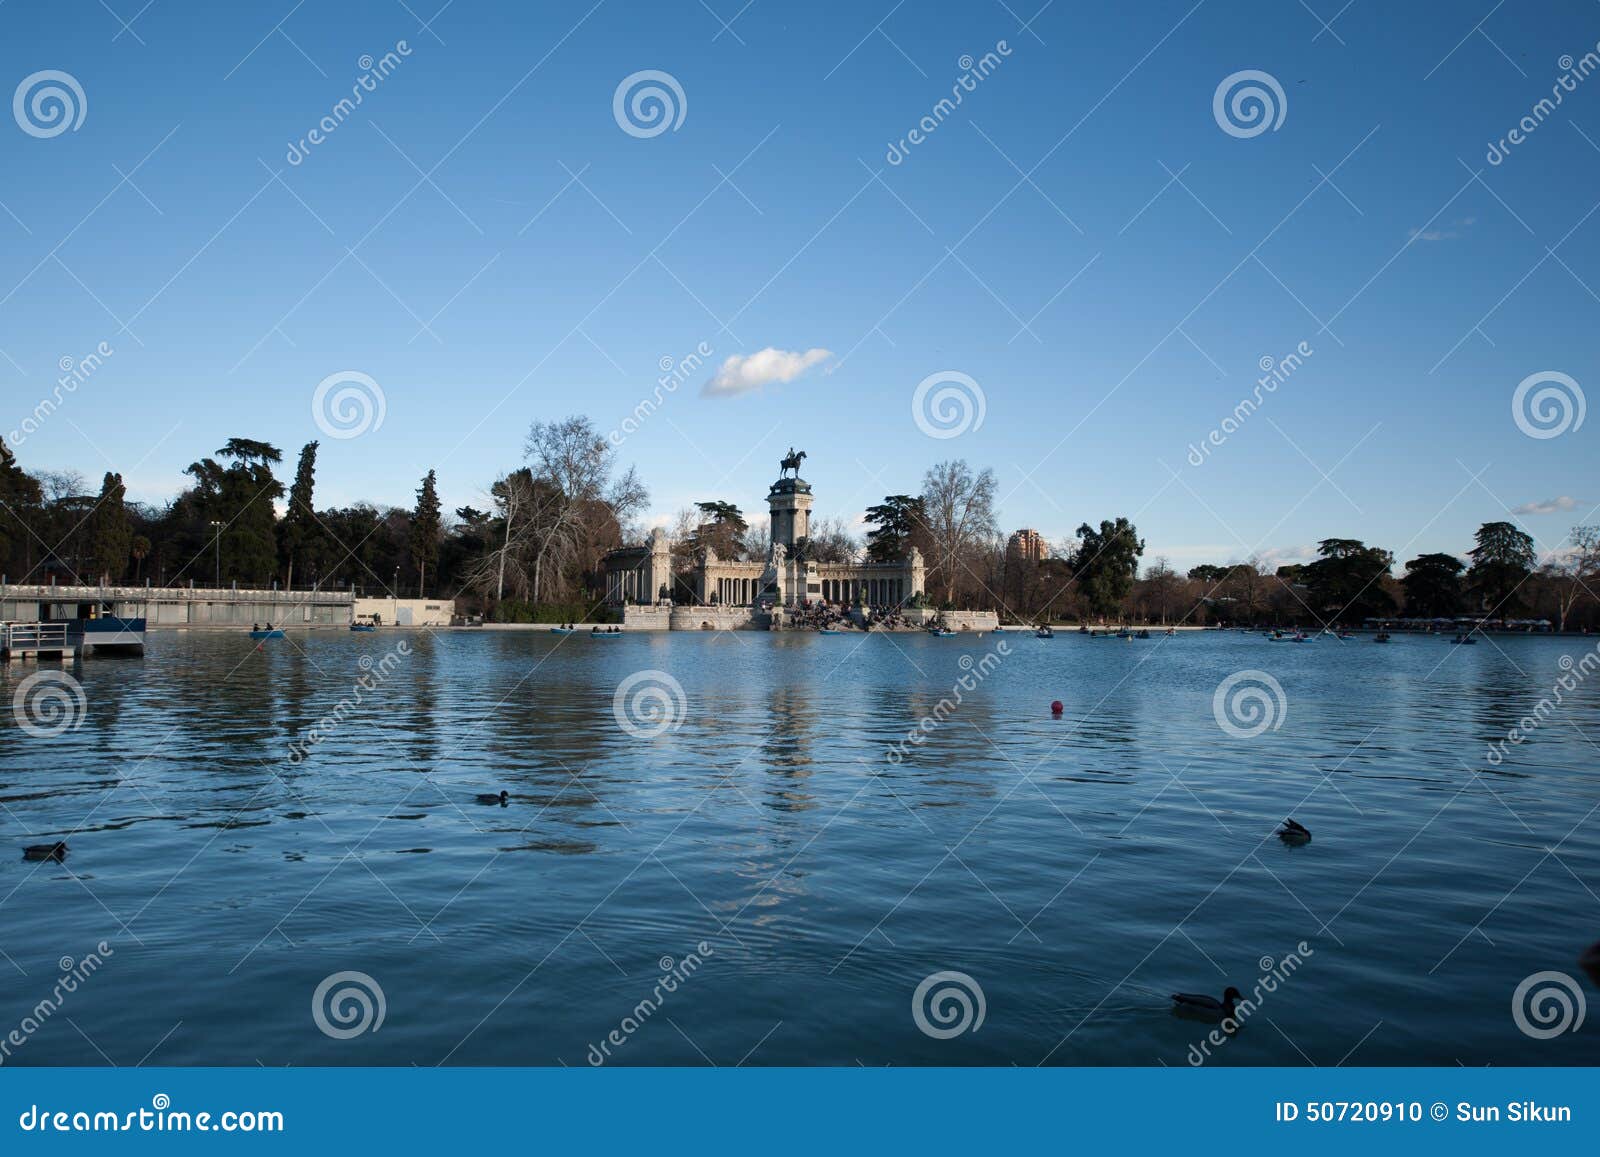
[475,791,509,806]
[1581,940,1600,988]
[1278,818,1312,845]
[23,841,69,862]
[1171,986,1243,1023]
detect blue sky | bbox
[2,0,1596,570]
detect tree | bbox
[410,469,442,595]
[130,534,151,582]
[864,495,927,563]
[475,467,537,603]
[807,515,859,564]
[740,517,772,560]
[184,439,284,584]
[690,500,747,559]
[1071,517,1145,622]
[920,460,998,606]
[0,434,43,574]
[1223,559,1271,625]
[1467,520,1536,617]
[279,440,322,590]
[519,416,648,605]
[1545,525,1600,631]
[1301,538,1395,623]
[1141,556,1180,623]
[1401,552,1464,618]
[87,472,132,584]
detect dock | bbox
[1,622,77,662]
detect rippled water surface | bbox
[3,628,1598,1066]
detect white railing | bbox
[1,621,71,652]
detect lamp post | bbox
[209,520,223,588]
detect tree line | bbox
[1111,523,1597,630]
[2,423,1592,628]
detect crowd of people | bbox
[776,599,924,631]
[787,600,850,630]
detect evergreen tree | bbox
[88,471,133,583]
[0,434,43,575]
[864,495,927,562]
[184,438,283,584]
[1070,517,1145,622]
[1401,552,1464,618]
[410,469,442,595]
[1467,520,1536,616]
[689,500,746,559]
[1302,538,1395,623]
[130,535,152,582]
[279,441,322,589]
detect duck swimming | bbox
[475,791,509,806]
[1171,987,1243,1023]
[1278,818,1312,845]
[23,842,68,862]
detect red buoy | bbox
[1050,700,1064,715]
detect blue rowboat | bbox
[350,623,377,633]
[549,627,574,635]
[819,628,842,634]
[249,629,284,640]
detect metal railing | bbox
[1,621,71,652]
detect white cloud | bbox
[1407,216,1475,243]
[1512,495,1579,515]
[1256,544,1318,571]
[702,347,832,397]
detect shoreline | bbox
[130,622,1597,637]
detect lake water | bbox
[2,627,1597,1066]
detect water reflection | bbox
[1,630,1597,1066]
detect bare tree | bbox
[919,459,998,606]
[740,516,771,560]
[520,416,649,604]
[1142,556,1179,623]
[1548,524,1600,630]
[460,468,538,603]
[807,515,860,563]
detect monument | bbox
[602,451,931,628]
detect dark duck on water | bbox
[1278,818,1312,845]
[1171,987,1244,1023]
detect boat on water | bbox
[549,627,574,634]
[819,628,842,635]
[350,622,377,633]
[589,630,623,639]
[249,629,284,640]
[1035,626,1055,639]
[1451,633,1477,645]
[1136,629,1151,639]
[1374,631,1391,643]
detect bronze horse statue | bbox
[780,448,806,478]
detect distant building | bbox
[602,450,925,610]
[1007,528,1047,563]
